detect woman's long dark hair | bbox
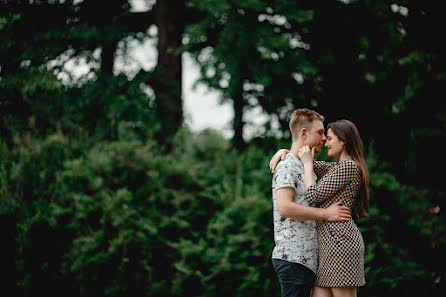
[327,120,369,218]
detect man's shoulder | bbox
[275,154,303,173]
[273,155,304,190]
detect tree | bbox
[0,0,207,145]
[184,0,321,150]
[152,0,184,145]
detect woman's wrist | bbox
[303,161,314,168]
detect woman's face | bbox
[325,128,344,157]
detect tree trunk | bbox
[153,0,184,146]
[101,41,117,75]
[232,83,246,151]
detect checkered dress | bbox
[306,160,366,287]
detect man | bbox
[271,108,351,297]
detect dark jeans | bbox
[272,258,315,297]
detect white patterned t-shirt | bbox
[271,153,318,273]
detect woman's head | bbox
[325,120,363,159]
[326,119,369,218]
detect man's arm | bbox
[276,187,351,221]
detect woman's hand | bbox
[269,149,290,172]
[298,145,315,165]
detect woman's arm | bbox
[269,148,290,172]
[277,187,351,221]
[298,146,316,191]
[306,160,358,204]
[313,160,337,177]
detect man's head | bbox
[289,108,326,153]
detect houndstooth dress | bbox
[306,160,366,287]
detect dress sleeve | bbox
[306,160,358,204]
[314,160,338,177]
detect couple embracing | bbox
[270,108,369,297]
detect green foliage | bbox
[2,126,445,296]
[356,147,445,296]
[1,125,273,296]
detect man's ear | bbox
[300,128,307,139]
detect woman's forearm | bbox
[303,162,316,191]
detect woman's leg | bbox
[311,286,333,297]
[331,286,356,297]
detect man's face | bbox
[305,120,326,153]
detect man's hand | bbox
[323,201,351,221]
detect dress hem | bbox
[314,281,366,288]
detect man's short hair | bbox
[289,108,325,141]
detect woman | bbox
[270,119,369,297]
